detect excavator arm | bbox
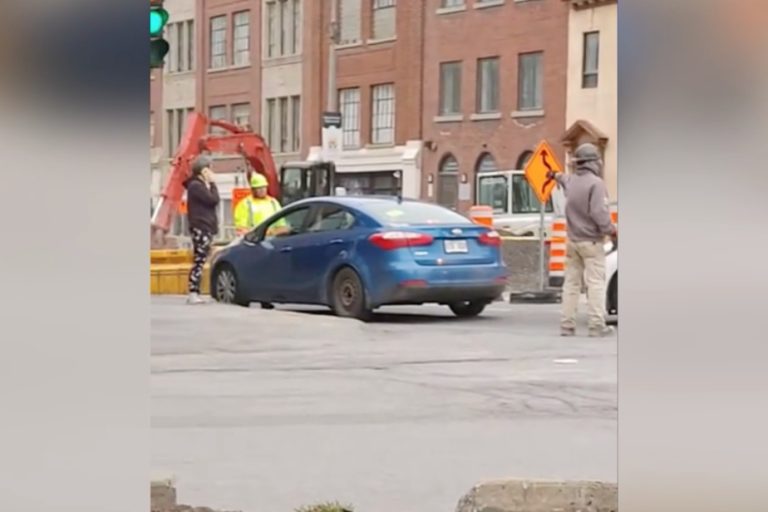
[150,112,279,246]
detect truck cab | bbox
[278,161,337,206]
[475,169,566,237]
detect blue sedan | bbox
[209,196,508,320]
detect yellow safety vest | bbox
[234,196,282,231]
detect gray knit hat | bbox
[190,155,213,176]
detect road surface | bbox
[152,296,616,512]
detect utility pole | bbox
[327,0,339,112]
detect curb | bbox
[508,290,562,304]
[455,479,617,512]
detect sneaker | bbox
[186,293,206,305]
[560,327,576,337]
[588,325,615,338]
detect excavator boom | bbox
[150,112,279,246]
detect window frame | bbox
[439,61,462,116]
[371,83,396,145]
[339,87,361,149]
[209,15,228,69]
[232,10,251,67]
[517,51,544,111]
[476,56,500,114]
[582,31,600,89]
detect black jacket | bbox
[184,177,220,235]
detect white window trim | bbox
[474,0,505,8]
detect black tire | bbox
[331,267,371,321]
[449,300,487,318]
[606,274,618,323]
[212,265,250,307]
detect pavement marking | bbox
[553,358,579,364]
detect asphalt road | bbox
[152,296,617,512]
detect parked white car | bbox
[605,241,618,324]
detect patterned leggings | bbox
[188,228,213,294]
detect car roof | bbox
[288,195,423,209]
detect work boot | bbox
[588,325,615,338]
[186,293,206,305]
[560,326,576,337]
[260,302,275,310]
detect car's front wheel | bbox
[331,267,371,321]
[212,265,250,307]
[448,300,487,318]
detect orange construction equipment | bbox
[468,205,494,227]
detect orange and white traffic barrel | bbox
[468,205,494,227]
[548,216,567,288]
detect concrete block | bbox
[150,480,177,512]
[501,238,549,293]
[455,479,617,512]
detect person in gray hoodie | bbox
[547,142,616,337]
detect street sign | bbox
[321,111,342,162]
[322,111,342,128]
[524,140,563,205]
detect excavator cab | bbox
[278,161,337,206]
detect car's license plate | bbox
[444,239,468,253]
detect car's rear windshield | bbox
[362,201,473,226]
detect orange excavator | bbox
[150,112,336,248]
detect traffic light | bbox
[150,0,170,68]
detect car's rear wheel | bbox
[331,267,371,321]
[212,265,249,307]
[449,300,487,318]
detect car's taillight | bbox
[369,231,434,250]
[478,230,502,247]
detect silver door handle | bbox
[329,239,343,245]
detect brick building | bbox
[303,0,426,199]
[420,0,569,213]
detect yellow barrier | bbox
[150,249,193,265]
[150,263,211,295]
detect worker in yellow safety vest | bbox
[234,173,285,236]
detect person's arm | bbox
[233,199,250,233]
[589,181,616,236]
[187,180,219,208]
[547,170,569,188]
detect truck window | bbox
[476,175,509,214]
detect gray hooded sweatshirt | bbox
[554,143,615,242]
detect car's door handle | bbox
[329,239,343,245]
[279,246,293,253]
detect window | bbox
[292,0,301,54]
[477,57,500,113]
[266,0,300,58]
[477,175,509,214]
[307,206,356,232]
[372,0,396,40]
[165,108,193,157]
[336,172,400,196]
[512,174,553,214]
[265,96,301,153]
[279,97,289,152]
[209,105,227,136]
[439,61,462,115]
[442,0,464,6]
[371,83,395,145]
[267,1,278,57]
[339,0,362,44]
[476,153,497,173]
[291,95,301,152]
[339,88,361,148]
[232,103,251,129]
[515,150,533,169]
[437,154,459,209]
[166,20,195,73]
[265,207,312,239]
[233,11,250,66]
[518,51,543,110]
[583,31,599,88]
[365,199,472,227]
[210,16,227,69]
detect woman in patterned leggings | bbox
[183,156,220,304]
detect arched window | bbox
[475,152,498,174]
[437,154,459,209]
[516,150,534,170]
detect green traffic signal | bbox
[150,39,170,68]
[150,7,169,37]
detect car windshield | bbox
[362,201,473,227]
